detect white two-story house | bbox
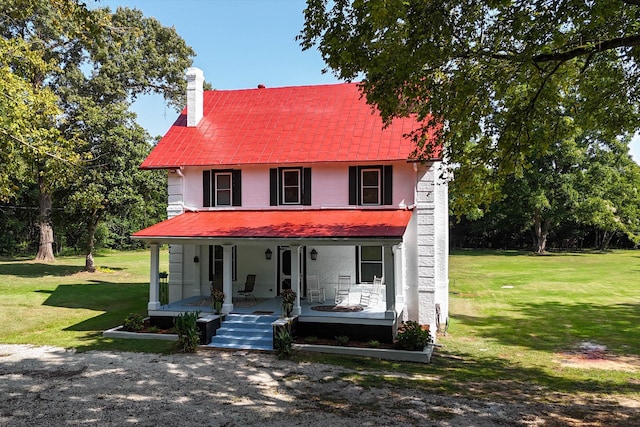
[133,68,448,343]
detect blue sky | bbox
[99,0,341,137]
[99,0,640,161]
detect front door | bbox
[278,246,291,294]
[278,246,307,296]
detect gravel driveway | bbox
[1,345,637,426]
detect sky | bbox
[98,0,640,162]
[98,0,341,138]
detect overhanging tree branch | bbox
[532,34,640,63]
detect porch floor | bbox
[151,295,397,325]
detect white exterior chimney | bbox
[186,67,204,127]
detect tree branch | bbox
[532,34,640,63]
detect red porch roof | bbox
[140,83,438,169]
[132,209,413,241]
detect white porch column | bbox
[291,244,302,315]
[222,244,234,314]
[384,245,402,319]
[148,244,161,311]
[384,244,396,320]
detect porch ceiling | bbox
[132,209,412,245]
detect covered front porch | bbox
[133,209,416,342]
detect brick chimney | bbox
[186,67,204,127]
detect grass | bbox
[1,248,639,403]
[0,249,174,353]
[294,249,640,402]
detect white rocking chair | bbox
[335,274,351,305]
[306,275,325,303]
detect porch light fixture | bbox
[193,256,199,263]
[265,248,273,260]
[310,249,318,261]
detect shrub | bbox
[281,289,296,304]
[335,335,350,346]
[274,323,294,359]
[210,288,226,315]
[174,311,200,353]
[395,321,432,351]
[122,313,144,332]
[367,339,380,348]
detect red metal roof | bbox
[140,83,438,169]
[132,209,413,240]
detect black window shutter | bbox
[232,170,242,206]
[203,170,211,207]
[348,166,357,205]
[302,167,312,205]
[355,247,360,283]
[208,245,214,281]
[269,168,278,206]
[383,165,393,205]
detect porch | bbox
[149,294,403,343]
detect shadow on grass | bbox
[452,301,640,355]
[451,249,608,257]
[430,349,640,397]
[38,282,149,333]
[0,262,85,277]
[297,344,640,399]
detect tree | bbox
[59,103,167,271]
[495,137,582,253]
[300,0,640,215]
[1,1,194,263]
[451,133,640,252]
[576,137,640,250]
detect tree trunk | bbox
[533,210,548,254]
[599,230,614,251]
[35,175,55,262]
[84,210,100,272]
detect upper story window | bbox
[349,165,393,206]
[215,172,232,206]
[270,167,312,206]
[361,168,381,205]
[203,169,241,207]
[282,169,301,204]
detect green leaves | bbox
[1,0,192,258]
[300,0,640,214]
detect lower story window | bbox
[209,245,237,282]
[358,246,383,283]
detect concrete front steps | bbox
[208,314,279,351]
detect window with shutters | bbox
[349,165,393,206]
[203,169,241,207]
[270,167,312,206]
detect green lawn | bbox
[1,248,639,402]
[437,250,640,398]
[0,249,173,353]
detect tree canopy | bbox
[300,0,640,215]
[1,0,194,262]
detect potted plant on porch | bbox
[281,289,296,317]
[211,287,226,316]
